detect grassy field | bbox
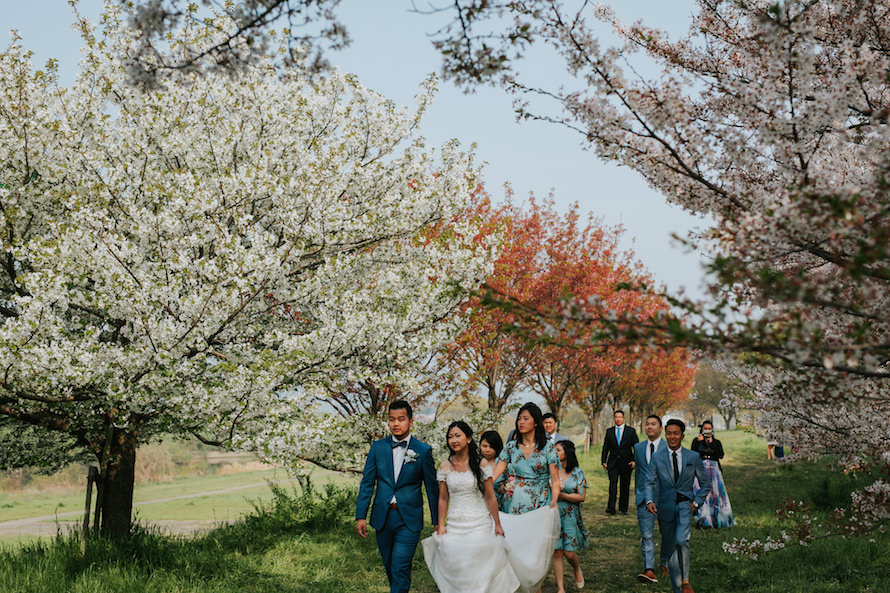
[0,465,357,524]
[0,430,887,592]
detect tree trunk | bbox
[99,429,137,539]
[588,411,602,456]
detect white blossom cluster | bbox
[0,8,495,474]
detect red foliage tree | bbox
[449,195,696,432]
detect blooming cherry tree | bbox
[0,9,494,536]
[428,0,890,549]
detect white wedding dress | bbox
[499,505,560,593]
[422,465,520,593]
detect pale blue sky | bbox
[5,0,708,298]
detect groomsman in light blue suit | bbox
[356,400,439,593]
[645,419,711,593]
[634,414,668,584]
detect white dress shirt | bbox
[646,437,663,463]
[669,445,682,477]
[391,435,411,503]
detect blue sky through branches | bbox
[5,0,707,298]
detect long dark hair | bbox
[512,402,548,452]
[480,430,504,458]
[558,440,579,472]
[446,421,485,495]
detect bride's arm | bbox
[436,461,450,535]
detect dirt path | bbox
[0,478,299,537]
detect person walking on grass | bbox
[691,421,734,528]
[493,402,561,593]
[601,410,638,515]
[421,421,519,593]
[634,414,669,584]
[356,400,439,593]
[552,440,588,593]
[645,419,711,593]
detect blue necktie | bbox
[392,439,407,449]
[616,427,622,444]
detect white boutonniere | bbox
[404,449,418,464]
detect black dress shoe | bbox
[620,511,628,515]
[606,509,616,515]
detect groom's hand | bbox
[356,519,368,538]
[646,502,657,514]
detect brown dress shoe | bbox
[681,582,695,593]
[637,569,658,583]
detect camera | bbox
[702,430,714,437]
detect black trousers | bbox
[607,464,633,513]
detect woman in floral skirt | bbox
[691,420,735,528]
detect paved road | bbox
[0,478,299,537]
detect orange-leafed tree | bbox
[447,195,696,432]
[444,195,541,415]
[617,347,698,428]
[522,200,641,418]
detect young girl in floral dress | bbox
[480,430,510,512]
[552,440,588,592]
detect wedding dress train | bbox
[500,506,560,593]
[422,465,559,593]
[422,466,520,593]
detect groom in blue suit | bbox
[645,419,711,593]
[356,400,439,593]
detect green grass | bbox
[559,430,889,593]
[0,466,357,525]
[0,430,887,593]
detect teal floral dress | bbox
[497,440,558,514]
[556,467,589,551]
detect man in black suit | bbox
[601,409,639,515]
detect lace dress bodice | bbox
[438,464,494,536]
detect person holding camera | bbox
[690,421,734,528]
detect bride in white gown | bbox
[422,421,521,593]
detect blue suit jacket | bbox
[643,445,711,521]
[355,437,439,533]
[633,440,662,508]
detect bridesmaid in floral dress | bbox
[552,440,588,593]
[494,402,561,593]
